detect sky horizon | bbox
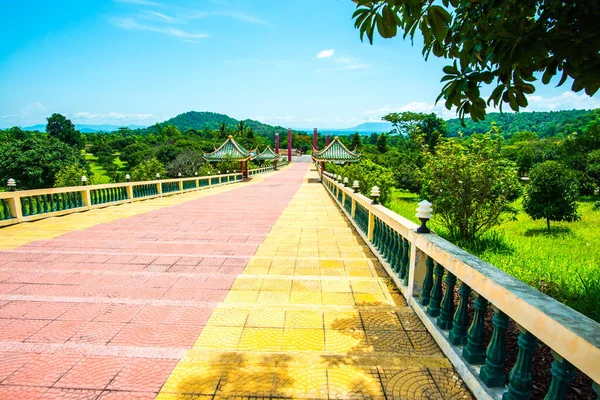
[1,0,599,130]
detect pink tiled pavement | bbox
[0,164,308,399]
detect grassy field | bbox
[388,189,600,322]
[84,153,128,184]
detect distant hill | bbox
[145,111,304,138]
[446,109,599,138]
[23,124,147,133]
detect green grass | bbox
[388,188,600,322]
[84,153,128,184]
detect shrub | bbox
[421,133,521,241]
[166,151,206,177]
[131,158,166,181]
[523,161,580,230]
[54,165,90,187]
[326,159,395,205]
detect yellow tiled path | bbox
[158,168,473,399]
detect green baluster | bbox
[0,200,5,220]
[20,199,27,216]
[36,196,43,214]
[78,192,83,207]
[543,352,576,400]
[463,293,488,363]
[50,194,56,211]
[392,232,401,274]
[42,195,50,213]
[449,282,471,344]
[30,197,37,215]
[480,307,509,387]
[401,240,410,285]
[403,240,411,286]
[503,327,537,400]
[593,382,599,400]
[420,256,434,306]
[70,192,75,208]
[427,263,445,317]
[437,270,457,330]
[92,190,97,204]
[373,219,380,249]
[62,193,67,210]
[382,225,390,260]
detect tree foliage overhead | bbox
[352,0,600,121]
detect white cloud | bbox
[223,12,266,25]
[20,102,47,116]
[253,116,298,125]
[317,49,335,59]
[336,56,369,70]
[111,17,210,41]
[526,91,599,111]
[1,115,11,119]
[143,11,176,23]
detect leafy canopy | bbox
[131,158,167,182]
[421,131,521,241]
[352,0,600,121]
[46,113,81,148]
[523,161,580,230]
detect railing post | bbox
[126,184,134,202]
[8,194,23,221]
[351,198,356,219]
[157,182,163,197]
[408,246,426,299]
[82,188,92,209]
[178,179,183,191]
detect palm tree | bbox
[219,122,228,139]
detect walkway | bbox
[0,164,471,399]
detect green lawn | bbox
[388,189,600,322]
[84,153,128,184]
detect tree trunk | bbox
[546,216,550,231]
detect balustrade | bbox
[321,173,600,400]
[0,171,244,227]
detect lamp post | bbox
[370,186,380,205]
[178,172,182,178]
[7,178,16,192]
[81,176,88,186]
[337,175,342,184]
[353,180,359,193]
[416,200,433,233]
[156,173,161,180]
[343,177,349,186]
[125,174,131,182]
[194,172,198,177]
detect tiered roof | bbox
[312,136,361,163]
[203,135,252,161]
[254,146,280,161]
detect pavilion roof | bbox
[203,135,251,161]
[312,136,361,163]
[254,146,280,161]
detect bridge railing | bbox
[0,172,243,228]
[248,165,275,176]
[322,171,600,400]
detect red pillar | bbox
[326,133,330,146]
[287,128,292,162]
[313,128,318,151]
[275,133,279,154]
[299,147,302,156]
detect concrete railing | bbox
[248,165,276,176]
[0,172,243,228]
[322,171,600,400]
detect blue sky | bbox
[1,0,598,129]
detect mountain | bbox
[145,111,304,138]
[22,124,147,133]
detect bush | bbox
[421,133,521,241]
[166,151,206,177]
[326,159,395,205]
[523,161,580,230]
[131,158,166,181]
[54,165,90,187]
